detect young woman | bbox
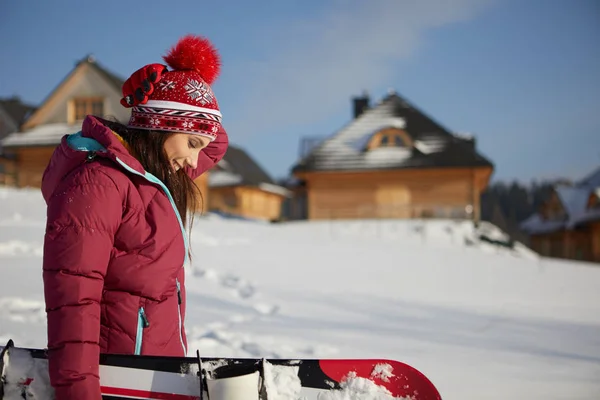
[40,35,228,399]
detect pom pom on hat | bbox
[163,34,221,85]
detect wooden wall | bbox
[13,147,56,188]
[209,186,285,221]
[530,221,600,263]
[0,158,16,186]
[193,173,209,214]
[296,167,492,221]
[591,221,600,262]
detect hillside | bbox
[1,187,599,399]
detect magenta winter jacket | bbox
[40,115,228,399]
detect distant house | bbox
[208,145,290,221]
[288,91,494,221]
[520,167,600,263]
[0,97,37,185]
[0,55,208,209]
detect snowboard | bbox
[1,339,441,399]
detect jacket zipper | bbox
[113,158,188,356]
[176,279,185,354]
[135,307,149,355]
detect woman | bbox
[40,35,228,399]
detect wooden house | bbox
[208,145,290,221]
[0,55,209,207]
[288,91,494,221]
[520,167,600,263]
[0,97,37,185]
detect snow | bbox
[364,147,412,165]
[263,362,302,399]
[371,363,394,382]
[257,182,292,197]
[319,372,407,400]
[1,123,78,147]
[1,186,600,399]
[208,170,243,186]
[412,138,447,154]
[2,347,52,400]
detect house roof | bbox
[2,123,79,148]
[33,55,125,120]
[1,55,125,148]
[0,97,37,128]
[78,55,125,92]
[291,92,493,174]
[520,167,600,234]
[209,145,290,196]
[577,166,600,188]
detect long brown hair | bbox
[101,119,202,231]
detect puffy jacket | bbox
[40,115,228,399]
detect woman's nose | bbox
[186,154,198,169]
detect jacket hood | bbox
[41,116,145,203]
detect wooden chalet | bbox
[0,55,209,209]
[0,97,37,185]
[520,167,600,263]
[208,145,290,221]
[288,91,494,221]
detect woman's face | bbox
[164,133,210,172]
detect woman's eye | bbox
[189,140,196,149]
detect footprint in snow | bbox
[194,268,256,299]
[220,274,256,299]
[253,303,278,315]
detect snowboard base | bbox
[0,339,441,399]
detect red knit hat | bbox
[120,35,222,141]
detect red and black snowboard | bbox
[1,339,441,399]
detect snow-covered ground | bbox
[1,187,599,399]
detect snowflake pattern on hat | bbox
[184,78,214,105]
[158,80,175,91]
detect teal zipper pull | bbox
[140,307,150,328]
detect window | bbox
[587,193,600,209]
[366,128,413,150]
[72,97,104,121]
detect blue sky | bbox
[1,0,598,183]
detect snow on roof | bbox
[208,170,243,187]
[292,94,490,173]
[519,213,566,235]
[413,137,447,154]
[258,182,292,197]
[209,172,291,197]
[305,104,449,171]
[520,168,600,233]
[577,167,600,187]
[555,186,589,228]
[364,146,412,166]
[2,123,78,148]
